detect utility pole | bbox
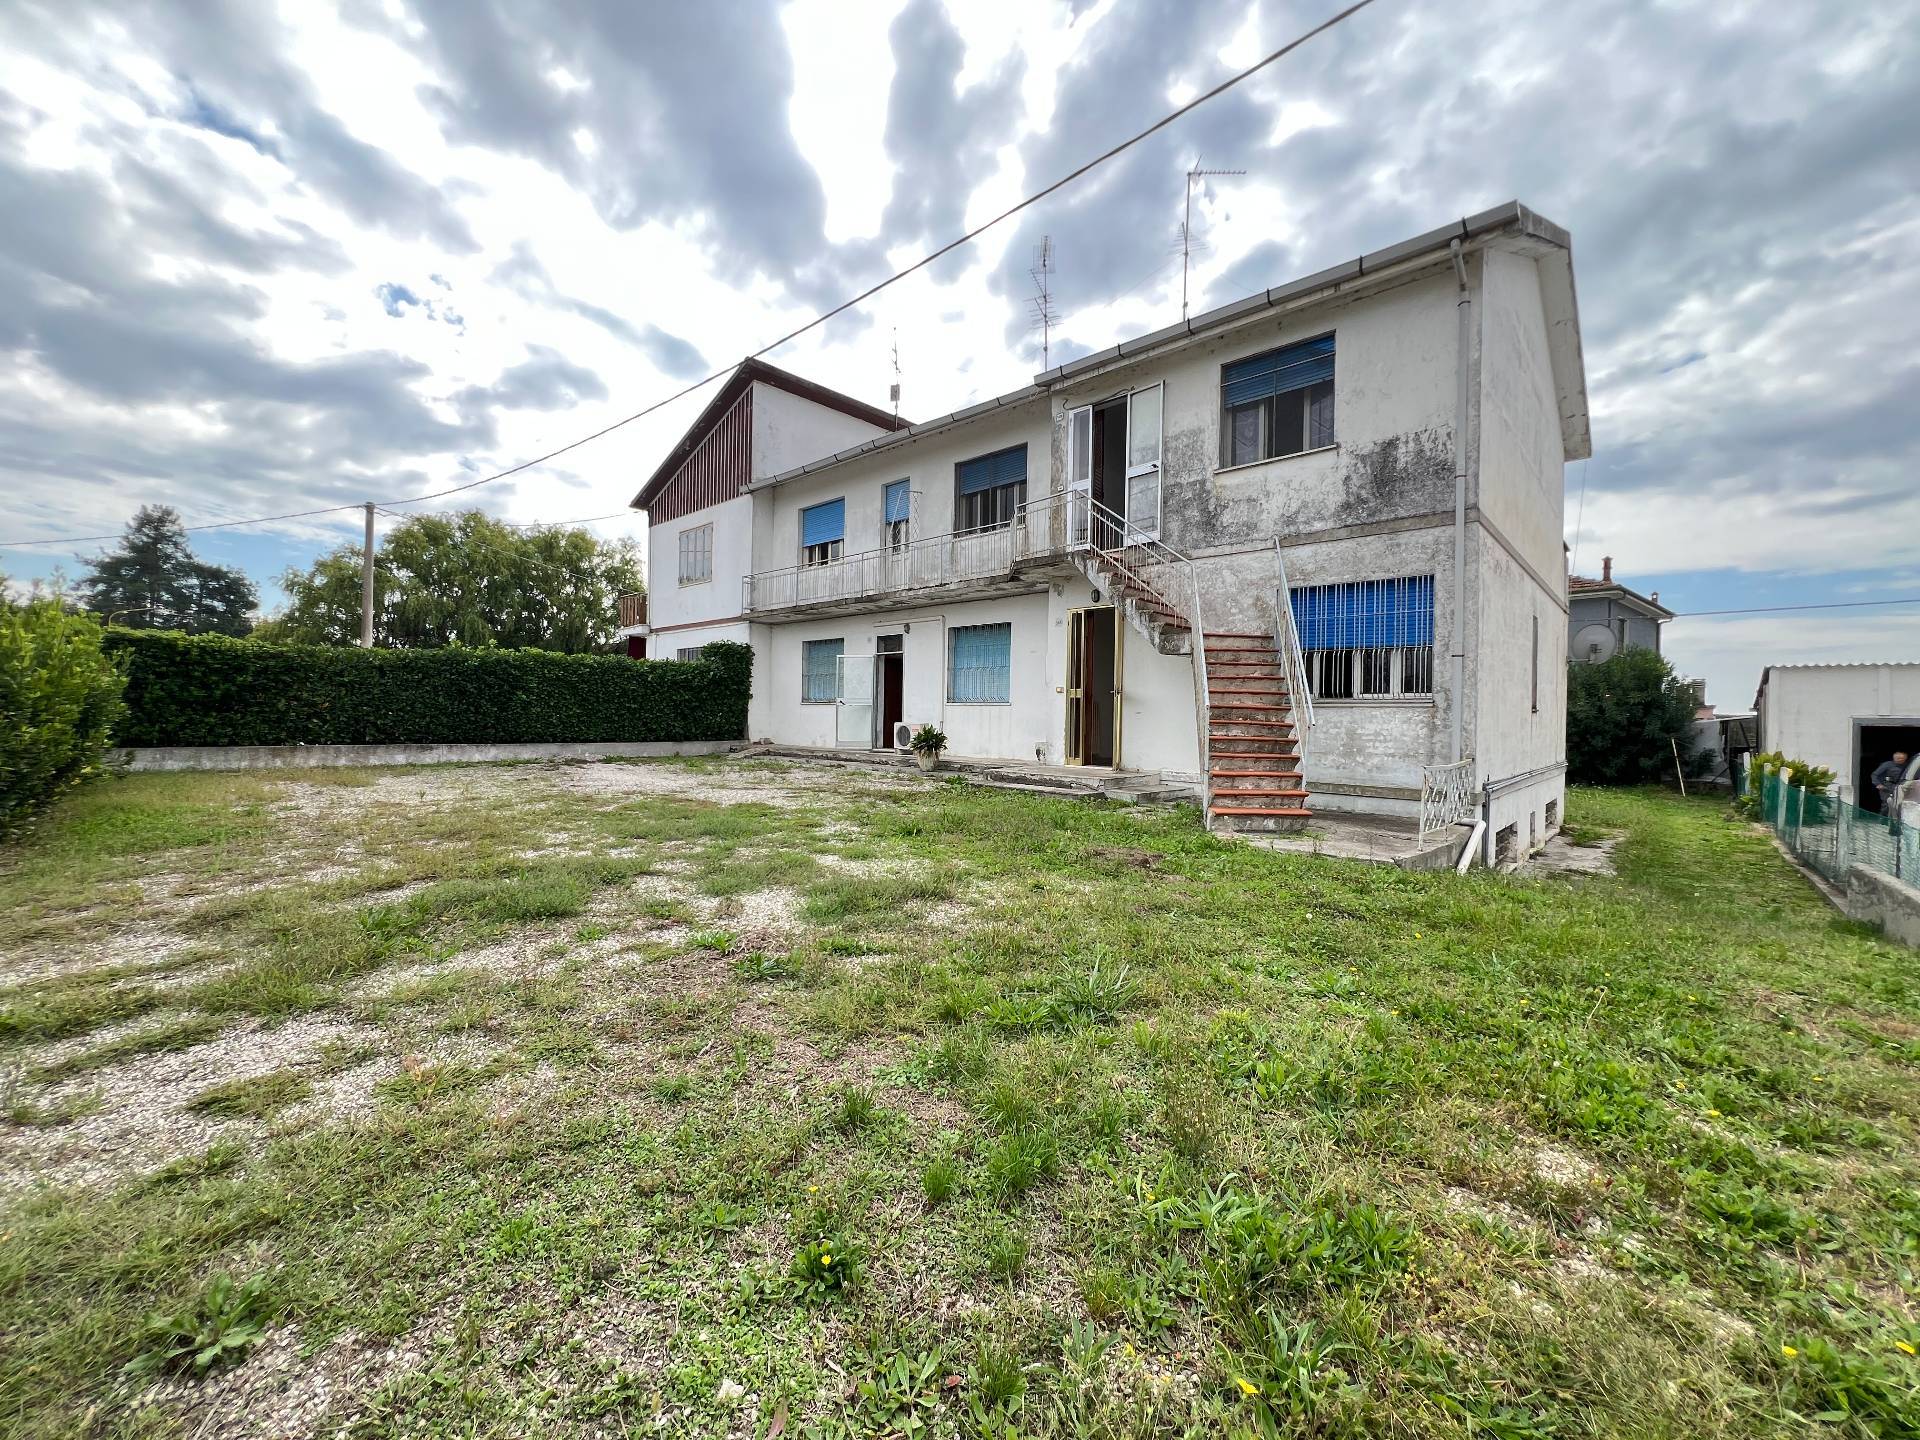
[359,502,375,648]
[1183,162,1244,323]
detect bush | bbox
[103,632,750,747]
[1,598,126,837]
[1566,648,1698,786]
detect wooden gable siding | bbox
[647,389,752,525]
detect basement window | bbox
[1290,576,1435,700]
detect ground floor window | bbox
[948,622,1012,703]
[801,638,842,703]
[675,646,704,662]
[1291,575,1435,700]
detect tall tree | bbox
[266,510,644,653]
[76,505,258,636]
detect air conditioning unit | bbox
[893,721,916,751]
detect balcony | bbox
[742,494,1083,620]
[616,592,647,630]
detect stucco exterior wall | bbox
[646,494,753,636]
[752,398,1053,570]
[749,383,894,481]
[1568,594,1662,656]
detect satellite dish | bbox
[1574,623,1617,663]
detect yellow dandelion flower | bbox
[1236,1377,1261,1396]
[1705,1109,1722,1118]
[821,1253,833,1266]
[807,1185,819,1193]
[1897,1341,1916,1356]
[1782,1344,1798,1358]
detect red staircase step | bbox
[1209,804,1312,819]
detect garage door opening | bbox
[1856,721,1920,811]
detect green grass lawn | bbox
[1,762,1916,1438]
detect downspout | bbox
[1449,237,1471,765]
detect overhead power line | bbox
[1670,596,1920,618]
[1,0,1379,551]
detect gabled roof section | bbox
[630,357,907,511]
[1568,576,1675,620]
[756,200,1592,491]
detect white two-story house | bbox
[628,202,1588,863]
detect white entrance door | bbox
[1125,383,1163,541]
[835,652,874,748]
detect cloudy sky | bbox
[2,0,1916,706]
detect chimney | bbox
[1601,555,1613,583]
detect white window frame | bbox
[677,523,713,586]
[801,638,843,704]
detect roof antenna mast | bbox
[1183,159,1245,322]
[1027,236,1057,370]
[889,327,901,420]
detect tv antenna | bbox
[1183,160,1245,322]
[889,327,901,418]
[1028,235,1058,369]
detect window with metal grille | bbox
[883,479,911,552]
[948,622,1011,703]
[1289,575,1435,700]
[801,638,843,704]
[954,446,1027,534]
[1221,335,1335,466]
[677,523,713,585]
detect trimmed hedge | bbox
[3,600,127,836]
[103,631,751,748]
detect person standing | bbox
[1871,750,1910,820]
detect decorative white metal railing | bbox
[1419,757,1477,844]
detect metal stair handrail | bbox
[1269,538,1314,781]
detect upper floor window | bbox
[1290,574,1433,700]
[955,445,1027,535]
[883,479,911,553]
[678,523,713,585]
[1221,335,1335,467]
[800,498,845,567]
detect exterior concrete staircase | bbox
[1203,633,1311,832]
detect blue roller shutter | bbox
[955,445,1027,497]
[883,480,911,523]
[1222,335,1336,408]
[800,499,845,548]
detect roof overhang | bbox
[756,200,1592,491]
[1569,583,1674,621]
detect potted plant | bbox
[908,724,948,773]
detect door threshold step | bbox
[1210,805,1313,818]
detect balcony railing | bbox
[617,592,647,629]
[743,495,1083,614]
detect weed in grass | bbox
[188,1069,314,1119]
[980,1074,1041,1133]
[123,1272,273,1379]
[651,1074,695,1103]
[985,1128,1059,1198]
[841,1340,945,1434]
[921,1155,961,1205]
[686,930,736,953]
[791,1238,862,1301]
[574,922,611,942]
[0,981,162,1045]
[691,1199,747,1235]
[1051,955,1137,1026]
[925,1026,989,1085]
[969,1327,1028,1417]
[733,950,799,981]
[801,868,953,923]
[982,1222,1029,1281]
[836,1085,878,1132]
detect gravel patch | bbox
[2,1016,382,1196]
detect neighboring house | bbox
[1753,662,1920,810]
[631,201,1588,864]
[1567,557,1672,662]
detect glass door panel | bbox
[835,653,874,748]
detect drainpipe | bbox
[1449,237,1471,765]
